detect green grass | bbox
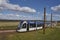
[0,28,60,40]
[57,23,60,26]
[0,21,60,40]
[0,21,19,30]
[0,26,17,30]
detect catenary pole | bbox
[43,7,46,34]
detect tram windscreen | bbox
[22,23,26,28]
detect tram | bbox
[16,20,50,32]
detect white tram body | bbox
[16,20,51,32]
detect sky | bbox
[0,0,60,21]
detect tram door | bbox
[27,23,29,31]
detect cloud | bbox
[51,5,60,11]
[0,13,3,15]
[0,13,43,20]
[0,0,36,13]
[0,13,60,20]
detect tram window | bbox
[37,24,43,27]
[30,23,36,28]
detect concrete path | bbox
[0,30,16,33]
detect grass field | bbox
[0,21,60,30]
[57,23,60,26]
[0,21,19,30]
[0,21,60,40]
[0,28,60,40]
